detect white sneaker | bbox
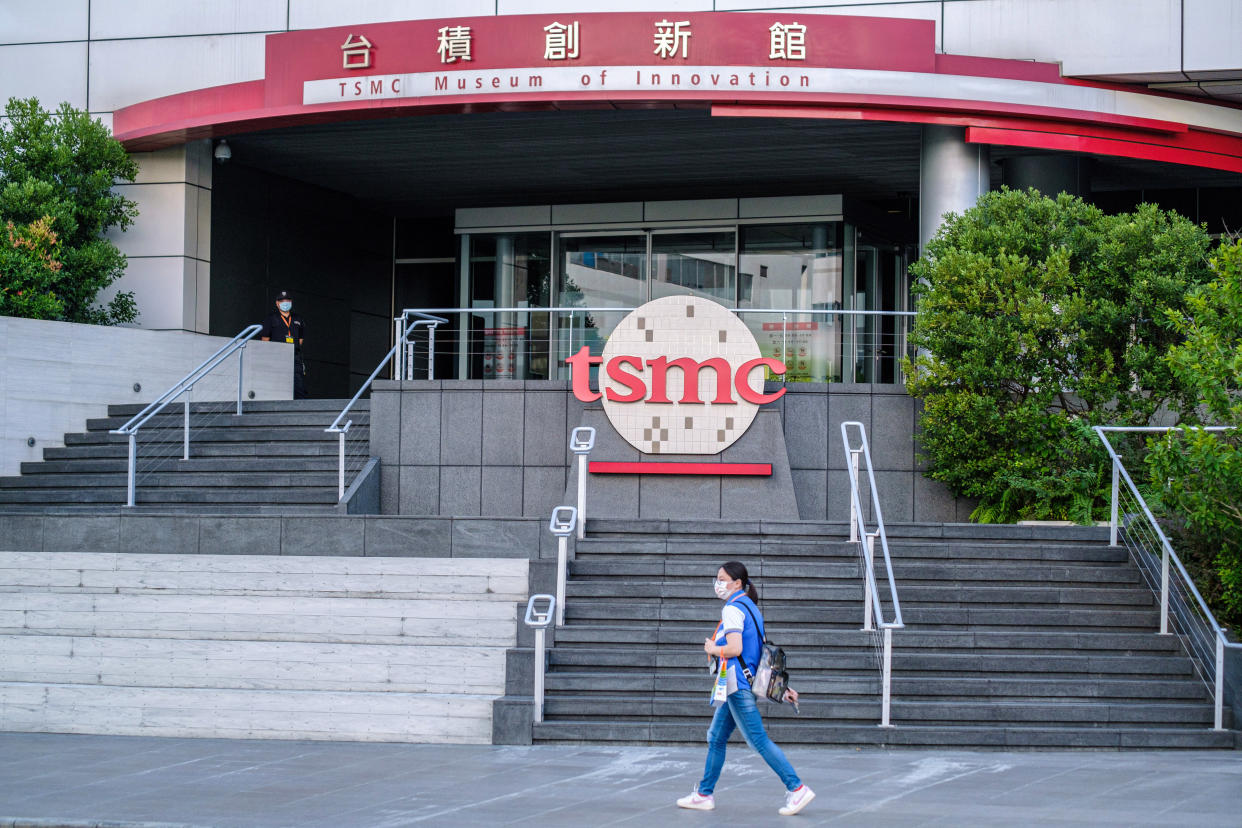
[779,784,815,816]
[677,790,715,811]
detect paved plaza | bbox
[1,733,1240,827]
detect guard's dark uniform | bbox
[260,311,307,398]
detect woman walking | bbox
[676,561,815,816]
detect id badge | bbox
[710,660,728,707]
[285,336,294,343]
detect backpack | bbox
[736,601,791,704]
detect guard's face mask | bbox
[279,301,292,312]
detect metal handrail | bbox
[326,313,447,500]
[110,324,263,507]
[840,420,904,728]
[393,310,450,381]
[1095,425,1240,731]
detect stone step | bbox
[106,399,366,417]
[562,602,1160,629]
[21,457,349,474]
[540,672,1210,701]
[0,487,340,505]
[531,720,1235,749]
[43,442,355,460]
[0,681,496,743]
[550,625,1186,654]
[584,519,1111,544]
[64,426,349,445]
[0,634,507,694]
[564,582,1153,607]
[575,538,1130,564]
[0,552,527,598]
[87,411,369,431]
[545,648,1196,677]
[0,470,342,488]
[540,695,1222,727]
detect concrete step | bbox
[0,487,341,505]
[21,457,349,474]
[532,720,1235,749]
[64,426,350,445]
[540,695,1222,727]
[88,410,369,431]
[0,682,496,743]
[43,442,356,460]
[106,399,367,417]
[0,471,343,488]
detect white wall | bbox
[0,316,293,477]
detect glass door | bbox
[555,233,648,377]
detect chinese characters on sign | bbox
[543,21,580,60]
[341,34,373,70]
[769,23,807,61]
[341,20,812,68]
[653,20,692,59]
[437,25,472,63]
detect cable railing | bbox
[840,420,905,728]
[392,306,916,385]
[110,325,263,507]
[1096,425,1240,731]
[327,312,447,500]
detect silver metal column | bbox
[919,125,991,255]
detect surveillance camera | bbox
[213,140,232,164]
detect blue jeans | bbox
[697,689,801,795]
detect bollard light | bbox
[569,427,595,540]
[549,506,577,627]
[524,594,556,724]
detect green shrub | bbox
[905,187,1213,523]
[1147,239,1242,623]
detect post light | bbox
[548,505,577,627]
[569,426,595,540]
[524,594,556,724]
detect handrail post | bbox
[1160,542,1170,635]
[862,532,876,632]
[849,448,861,542]
[549,507,577,627]
[182,389,191,460]
[880,627,894,728]
[125,432,136,508]
[570,427,596,541]
[427,323,437,380]
[1109,456,1119,547]
[524,595,556,725]
[1215,636,1225,731]
[236,345,245,416]
[338,430,346,500]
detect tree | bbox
[1147,239,1242,622]
[904,187,1214,523]
[0,97,139,324]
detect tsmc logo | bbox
[565,296,786,455]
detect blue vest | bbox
[716,593,764,691]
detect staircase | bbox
[0,400,365,513]
[0,549,526,742]
[532,520,1237,749]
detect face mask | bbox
[278,301,292,312]
[713,579,732,600]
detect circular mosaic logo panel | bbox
[600,296,764,455]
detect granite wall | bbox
[371,379,974,523]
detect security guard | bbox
[260,290,307,398]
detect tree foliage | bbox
[1,216,65,319]
[1146,239,1242,622]
[904,187,1214,523]
[0,97,139,324]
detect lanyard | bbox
[280,313,294,337]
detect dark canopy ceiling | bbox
[221,107,1242,216]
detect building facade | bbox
[3,2,1241,399]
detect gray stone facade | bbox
[371,379,973,522]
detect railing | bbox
[392,310,449,381]
[393,306,916,385]
[840,420,905,728]
[111,325,263,507]
[1096,425,1241,731]
[327,312,447,500]
[524,593,556,724]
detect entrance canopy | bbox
[113,11,1242,180]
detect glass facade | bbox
[450,211,911,383]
